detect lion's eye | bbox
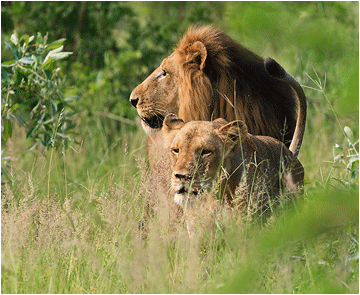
[172,148,179,155]
[157,70,167,79]
[201,149,212,156]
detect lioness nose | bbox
[130,97,139,108]
[174,172,191,180]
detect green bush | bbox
[1,32,77,150]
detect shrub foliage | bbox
[1,32,77,150]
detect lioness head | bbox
[162,114,247,208]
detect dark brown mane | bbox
[174,25,297,145]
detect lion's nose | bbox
[130,97,139,108]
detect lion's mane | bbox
[174,25,297,144]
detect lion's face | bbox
[129,54,180,134]
[130,36,210,134]
[163,114,247,208]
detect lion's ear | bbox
[185,41,207,71]
[163,114,185,132]
[217,120,248,151]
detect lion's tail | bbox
[264,58,307,158]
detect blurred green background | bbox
[2,1,358,123]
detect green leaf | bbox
[55,132,69,139]
[14,68,24,86]
[1,60,16,67]
[63,110,76,117]
[19,34,30,50]
[19,57,35,65]
[26,125,38,139]
[344,126,354,141]
[4,42,20,60]
[27,141,39,151]
[43,117,54,125]
[43,45,64,62]
[20,34,29,43]
[50,99,58,114]
[42,133,52,146]
[8,104,21,115]
[37,110,46,123]
[4,119,12,141]
[42,46,73,68]
[10,33,18,45]
[1,69,10,83]
[46,38,67,50]
[36,32,43,45]
[12,114,27,128]
[44,122,53,132]
[351,169,358,182]
[65,122,76,131]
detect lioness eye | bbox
[157,70,167,79]
[201,149,212,156]
[172,148,179,154]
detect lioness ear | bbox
[163,114,185,132]
[213,118,228,125]
[217,120,248,151]
[185,41,207,71]
[212,118,228,129]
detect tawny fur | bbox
[161,58,306,214]
[130,25,298,149]
[173,25,297,141]
[162,115,304,214]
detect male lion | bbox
[130,25,299,170]
[162,59,306,213]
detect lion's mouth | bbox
[177,186,187,195]
[141,115,164,129]
[174,185,200,208]
[176,186,199,196]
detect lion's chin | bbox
[140,115,164,131]
[141,121,158,134]
[173,184,200,208]
[174,192,188,208]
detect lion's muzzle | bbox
[141,115,164,129]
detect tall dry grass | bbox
[1,109,358,293]
[1,59,358,293]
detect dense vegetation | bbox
[1,2,358,293]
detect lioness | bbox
[162,59,306,213]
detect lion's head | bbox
[129,29,214,134]
[130,25,297,145]
[162,114,248,208]
[129,53,180,132]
